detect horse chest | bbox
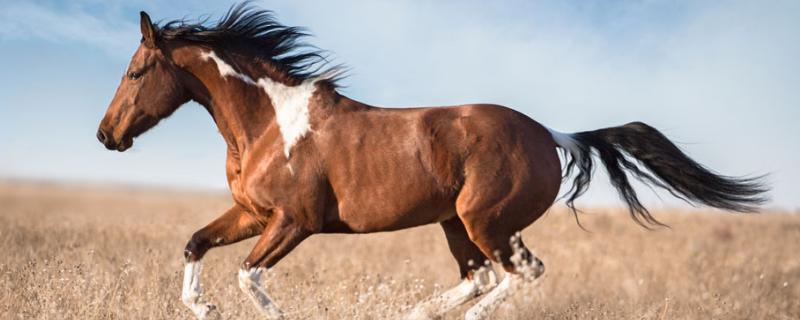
[225,155,258,212]
[226,163,251,210]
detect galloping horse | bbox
[97,5,767,319]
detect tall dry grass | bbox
[0,181,798,319]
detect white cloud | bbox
[0,1,139,54]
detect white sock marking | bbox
[406,265,498,319]
[464,274,517,320]
[181,261,217,319]
[201,50,327,159]
[406,279,477,320]
[238,268,284,319]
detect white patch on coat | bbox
[238,268,284,319]
[256,77,315,158]
[201,50,329,158]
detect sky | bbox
[0,0,798,209]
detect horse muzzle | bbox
[96,128,132,152]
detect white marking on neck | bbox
[201,50,324,159]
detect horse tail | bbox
[546,121,768,227]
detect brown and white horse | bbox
[97,5,767,319]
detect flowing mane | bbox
[153,2,344,86]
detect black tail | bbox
[549,122,768,227]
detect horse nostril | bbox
[97,129,107,144]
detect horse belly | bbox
[325,150,458,233]
[333,182,456,233]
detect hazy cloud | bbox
[0,1,139,54]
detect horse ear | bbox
[140,11,157,48]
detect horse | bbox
[96,4,767,319]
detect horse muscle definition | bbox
[96,4,767,319]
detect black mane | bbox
[154,2,344,85]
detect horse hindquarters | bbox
[449,113,560,319]
[450,108,561,270]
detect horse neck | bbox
[200,80,272,155]
[176,44,346,156]
[177,47,296,156]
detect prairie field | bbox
[0,181,798,319]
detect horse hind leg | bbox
[464,233,544,320]
[453,158,554,319]
[405,218,498,320]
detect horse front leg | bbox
[182,204,264,319]
[238,208,312,320]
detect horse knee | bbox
[184,232,212,261]
[237,267,262,291]
[510,245,545,280]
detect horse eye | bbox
[128,71,143,80]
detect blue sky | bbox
[0,0,798,209]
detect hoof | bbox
[404,306,441,320]
[200,304,222,320]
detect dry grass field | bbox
[0,181,798,319]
